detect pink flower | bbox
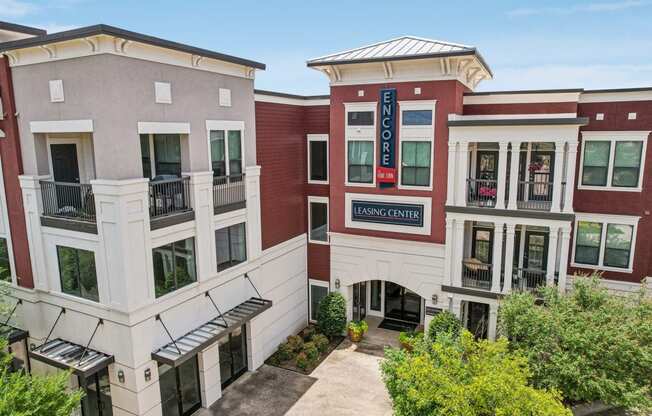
[479,186,497,197]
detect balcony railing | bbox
[516,180,553,211]
[40,181,96,223]
[461,260,492,290]
[149,176,191,219]
[466,179,497,208]
[213,174,246,214]
[511,268,547,292]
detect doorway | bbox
[384,282,421,324]
[462,301,489,339]
[78,368,113,416]
[50,143,83,210]
[524,231,548,271]
[476,150,499,180]
[218,325,248,389]
[352,282,367,321]
[158,357,202,416]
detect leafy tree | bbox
[499,275,652,411]
[381,331,570,416]
[426,310,462,342]
[317,292,346,338]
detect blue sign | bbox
[378,88,397,187]
[351,200,424,227]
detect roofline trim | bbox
[0,21,46,37]
[466,88,585,96]
[253,89,329,100]
[0,24,265,70]
[448,117,590,127]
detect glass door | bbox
[524,231,548,271]
[464,301,489,340]
[384,282,421,324]
[528,151,554,201]
[352,282,367,321]
[158,357,202,416]
[79,368,113,416]
[219,325,248,389]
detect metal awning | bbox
[0,324,28,344]
[29,338,115,378]
[152,297,272,367]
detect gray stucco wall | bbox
[12,54,257,179]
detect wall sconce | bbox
[334,279,340,289]
[29,343,36,351]
[144,368,151,382]
[431,294,438,304]
[117,370,125,383]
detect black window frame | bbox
[56,245,99,302]
[308,139,328,183]
[603,223,634,269]
[574,221,603,266]
[216,223,247,272]
[152,237,197,298]
[347,111,374,126]
[400,141,432,187]
[347,140,374,184]
[78,367,112,416]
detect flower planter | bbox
[348,329,363,342]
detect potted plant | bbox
[347,320,368,342]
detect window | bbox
[216,223,247,271]
[210,129,243,178]
[580,133,647,190]
[57,246,98,302]
[309,280,329,322]
[153,238,197,297]
[0,238,11,282]
[140,134,182,179]
[308,197,328,243]
[573,216,638,271]
[347,111,374,126]
[402,110,432,126]
[307,134,328,184]
[401,142,431,186]
[347,141,374,184]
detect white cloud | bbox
[0,0,38,18]
[38,22,78,33]
[508,0,650,16]
[478,63,652,91]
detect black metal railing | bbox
[466,179,497,208]
[213,174,246,213]
[149,176,191,219]
[511,268,547,291]
[461,260,493,290]
[40,181,96,222]
[516,180,553,210]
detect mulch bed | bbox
[265,328,344,375]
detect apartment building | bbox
[0,22,650,416]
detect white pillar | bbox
[502,224,516,293]
[450,297,462,320]
[446,142,457,206]
[452,220,465,287]
[455,142,469,206]
[444,217,455,285]
[557,227,571,292]
[198,342,222,407]
[491,222,504,292]
[487,304,498,340]
[18,175,49,291]
[563,142,578,213]
[550,140,565,212]
[186,171,216,281]
[495,142,509,209]
[245,166,262,261]
[507,142,522,210]
[546,226,560,286]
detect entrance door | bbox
[476,151,498,180]
[218,325,248,389]
[528,151,554,201]
[464,301,489,339]
[78,368,113,416]
[158,357,202,416]
[384,282,421,323]
[524,231,548,271]
[50,143,82,210]
[352,282,367,321]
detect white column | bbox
[452,220,465,287]
[198,342,222,407]
[502,224,516,294]
[557,227,571,292]
[491,222,505,292]
[446,142,457,206]
[18,175,49,291]
[245,166,262,261]
[186,171,216,281]
[546,225,560,286]
[487,304,498,340]
[495,142,509,209]
[450,297,462,320]
[550,140,565,212]
[563,142,578,213]
[455,142,469,206]
[444,217,455,286]
[507,142,522,210]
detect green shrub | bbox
[295,352,308,370]
[427,310,462,342]
[286,335,304,353]
[317,292,347,338]
[311,334,329,353]
[302,342,319,361]
[381,331,570,416]
[499,275,652,411]
[300,326,317,341]
[347,320,368,337]
[276,342,294,362]
[398,331,423,351]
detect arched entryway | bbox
[350,280,424,331]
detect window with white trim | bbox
[308,196,328,244]
[309,279,329,322]
[307,134,328,184]
[579,132,649,191]
[399,101,436,189]
[573,215,639,272]
[345,103,376,186]
[210,129,243,178]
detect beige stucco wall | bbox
[12,53,257,179]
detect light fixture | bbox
[117,370,125,383]
[431,294,438,304]
[144,368,151,382]
[334,279,340,289]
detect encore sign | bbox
[351,200,424,227]
[377,88,397,187]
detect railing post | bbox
[495,142,509,209]
[502,224,516,293]
[550,140,565,212]
[546,225,560,286]
[507,142,521,210]
[491,222,505,292]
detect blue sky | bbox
[2,0,651,95]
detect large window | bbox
[347,141,374,184]
[580,134,647,190]
[399,101,435,189]
[347,111,374,126]
[153,238,197,297]
[308,134,328,184]
[0,238,11,282]
[140,134,182,179]
[216,223,247,271]
[309,280,329,322]
[308,197,328,244]
[210,129,243,178]
[345,104,376,186]
[401,142,431,187]
[57,246,98,302]
[573,216,637,271]
[402,109,432,126]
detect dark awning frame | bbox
[0,299,29,344]
[29,338,115,378]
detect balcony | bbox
[213,174,246,215]
[148,176,193,229]
[467,179,498,208]
[461,259,492,290]
[511,268,546,292]
[40,181,97,233]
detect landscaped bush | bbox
[499,275,652,411]
[317,292,347,338]
[302,342,319,361]
[398,331,423,352]
[381,331,570,416]
[426,310,461,342]
[295,352,309,370]
[300,326,317,340]
[276,341,294,362]
[312,334,329,353]
[286,335,304,353]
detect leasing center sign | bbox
[351,200,424,227]
[377,88,397,186]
